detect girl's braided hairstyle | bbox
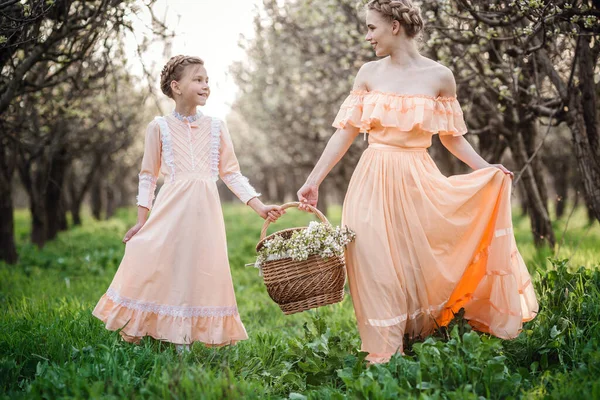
[366,0,424,38]
[160,55,205,98]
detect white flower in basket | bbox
[252,221,356,275]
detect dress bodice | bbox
[155,115,220,182]
[135,113,260,209]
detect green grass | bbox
[1,205,599,399]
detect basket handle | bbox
[259,201,330,241]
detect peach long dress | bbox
[334,90,539,363]
[93,111,259,346]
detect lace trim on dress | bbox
[105,287,239,318]
[210,117,221,181]
[136,173,158,209]
[368,301,448,327]
[156,116,176,183]
[222,172,261,204]
[494,227,512,237]
[172,110,203,123]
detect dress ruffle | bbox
[332,90,468,136]
[93,294,248,346]
[461,250,538,339]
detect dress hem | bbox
[93,294,248,345]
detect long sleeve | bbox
[136,119,161,210]
[217,119,260,204]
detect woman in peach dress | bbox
[93,56,283,350]
[297,0,538,363]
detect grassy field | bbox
[1,204,599,399]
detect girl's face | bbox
[365,10,399,57]
[173,65,210,106]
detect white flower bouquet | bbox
[254,221,355,273]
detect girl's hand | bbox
[489,163,514,179]
[247,198,285,222]
[297,183,319,212]
[263,204,285,223]
[123,222,145,243]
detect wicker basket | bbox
[256,202,347,315]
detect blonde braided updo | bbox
[366,0,424,38]
[160,55,205,98]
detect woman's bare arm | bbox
[438,68,512,176]
[298,63,372,208]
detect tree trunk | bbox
[115,167,133,209]
[45,151,69,241]
[577,35,599,157]
[58,197,68,231]
[522,120,550,211]
[19,162,48,248]
[518,182,529,217]
[0,135,18,263]
[538,38,600,223]
[554,166,568,219]
[0,184,18,264]
[106,183,117,220]
[567,104,600,223]
[90,171,103,220]
[0,143,18,263]
[478,129,507,165]
[30,195,47,248]
[548,154,569,219]
[586,199,595,225]
[566,36,600,222]
[71,203,82,225]
[66,154,103,225]
[274,170,288,203]
[508,131,556,247]
[263,167,279,202]
[68,174,83,225]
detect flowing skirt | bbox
[342,144,538,362]
[93,175,248,345]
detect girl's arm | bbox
[437,69,513,177]
[124,120,161,243]
[218,119,283,222]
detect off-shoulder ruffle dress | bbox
[93,112,260,346]
[334,91,538,363]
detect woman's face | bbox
[365,9,398,57]
[174,65,210,107]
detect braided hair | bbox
[160,55,205,98]
[366,0,424,38]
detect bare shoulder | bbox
[431,62,457,97]
[353,60,380,91]
[415,56,456,96]
[358,60,380,74]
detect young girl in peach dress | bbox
[297,0,538,364]
[93,55,283,351]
